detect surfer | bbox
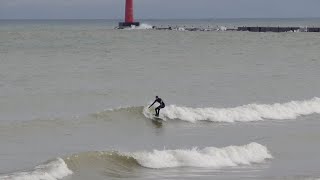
[149,96,165,117]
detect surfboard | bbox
[144,107,165,121]
[152,115,164,121]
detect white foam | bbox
[300,26,308,32]
[217,26,227,31]
[125,23,153,30]
[130,142,272,169]
[0,158,72,180]
[145,97,320,123]
[177,27,186,31]
[143,105,167,120]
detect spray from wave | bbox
[143,97,320,123]
[0,158,72,180]
[217,26,228,31]
[124,23,153,30]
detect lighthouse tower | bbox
[119,0,140,28]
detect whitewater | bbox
[130,143,272,169]
[0,143,271,180]
[143,97,320,123]
[0,159,72,180]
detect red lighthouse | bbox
[119,0,140,28]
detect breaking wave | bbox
[0,158,72,180]
[64,143,271,170]
[6,97,319,132]
[0,143,271,179]
[64,142,271,170]
[144,97,320,123]
[130,142,272,169]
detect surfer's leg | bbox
[156,104,165,116]
[155,106,160,116]
[158,105,164,116]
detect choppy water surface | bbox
[1,19,320,180]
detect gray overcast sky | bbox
[1,0,320,19]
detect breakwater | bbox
[237,26,320,32]
[151,26,320,32]
[119,24,320,32]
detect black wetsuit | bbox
[150,98,165,116]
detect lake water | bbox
[1,19,320,180]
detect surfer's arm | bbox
[149,101,156,108]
